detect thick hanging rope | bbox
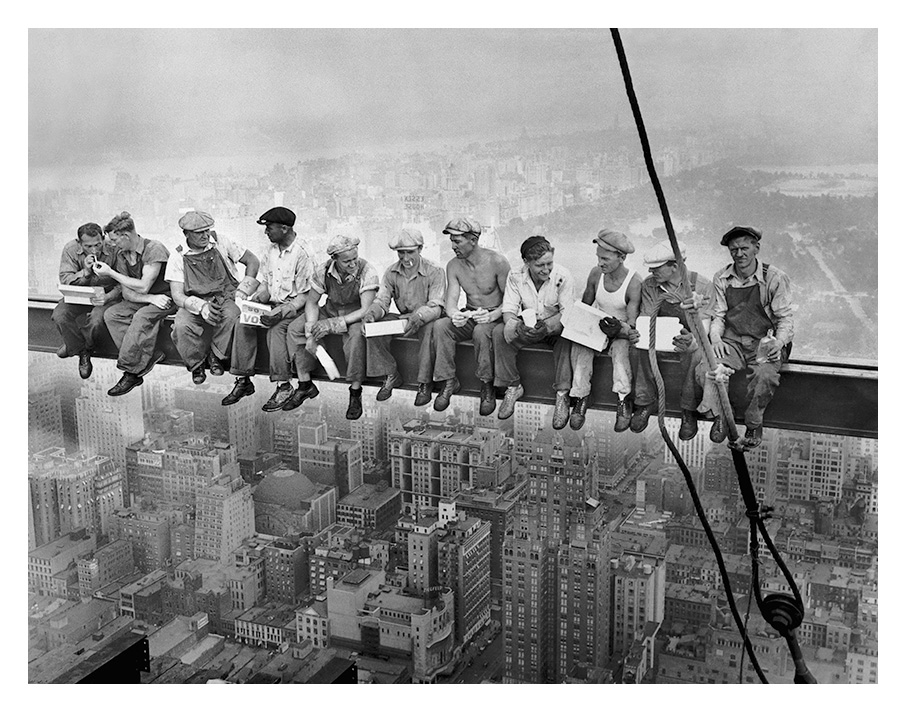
[611,27,815,684]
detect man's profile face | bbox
[334,248,359,275]
[264,223,288,244]
[649,262,677,285]
[596,246,624,275]
[727,236,759,273]
[79,233,104,255]
[450,233,478,259]
[526,251,554,284]
[396,247,421,269]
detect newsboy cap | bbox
[442,218,482,237]
[594,229,635,255]
[720,226,762,246]
[388,228,424,250]
[178,210,215,232]
[257,206,296,227]
[327,235,361,257]
[644,240,687,269]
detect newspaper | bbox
[238,299,272,327]
[561,300,610,352]
[634,316,684,352]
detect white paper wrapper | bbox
[520,308,537,328]
[315,345,341,380]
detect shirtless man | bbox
[568,229,642,431]
[431,218,511,416]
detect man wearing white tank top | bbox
[568,229,642,431]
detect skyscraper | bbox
[194,474,255,565]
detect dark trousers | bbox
[492,323,572,392]
[230,308,297,382]
[172,301,241,372]
[635,347,703,411]
[288,310,367,384]
[432,316,499,383]
[52,300,114,355]
[367,314,435,383]
[103,299,176,374]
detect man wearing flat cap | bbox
[361,228,446,405]
[698,226,794,448]
[222,206,314,411]
[567,229,642,431]
[492,235,575,427]
[287,234,380,419]
[52,221,121,380]
[630,239,715,439]
[431,217,511,416]
[166,210,261,385]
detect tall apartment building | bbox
[351,402,389,465]
[75,362,144,469]
[193,474,255,565]
[28,531,97,597]
[437,515,492,644]
[389,419,511,513]
[77,539,134,598]
[108,507,183,573]
[298,421,363,499]
[263,538,310,605]
[609,553,666,660]
[29,447,125,546]
[28,386,64,454]
[408,517,441,595]
[173,382,256,458]
[809,433,846,501]
[513,401,549,462]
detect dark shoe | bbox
[414,383,432,407]
[346,387,363,420]
[679,410,699,441]
[192,366,207,385]
[744,426,763,448]
[78,352,93,380]
[552,391,570,430]
[709,416,728,444]
[376,372,403,402]
[434,378,460,412]
[137,350,166,378]
[281,381,319,411]
[221,377,255,405]
[569,395,589,431]
[498,384,523,420]
[479,381,496,417]
[207,352,225,376]
[57,344,69,359]
[630,403,655,433]
[262,383,294,412]
[107,372,143,397]
[614,397,633,432]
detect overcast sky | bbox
[29,28,877,168]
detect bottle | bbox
[756,329,777,363]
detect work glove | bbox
[598,316,624,340]
[201,300,224,326]
[234,276,261,302]
[403,307,431,336]
[311,316,347,340]
[503,319,522,344]
[672,328,697,353]
[260,304,288,327]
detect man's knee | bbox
[287,317,307,342]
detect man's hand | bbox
[672,328,696,353]
[148,294,172,311]
[451,311,470,328]
[90,289,113,307]
[91,260,113,277]
[260,305,286,327]
[764,342,783,362]
[403,313,424,336]
[201,301,224,326]
[706,364,735,384]
[362,307,379,324]
[526,321,548,339]
[305,336,318,355]
[680,293,705,312]
[712,339,730,360]
[627,327,640,345]
[472,307,493,324]
[598,316,623,340]
[311,316,347,340]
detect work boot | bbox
[414,383,432,407]
[479,381,496,417]
[221,377,255,405]
[497,384,524,420]
[57,345,69,359]
[282,381,319,411]
[709,416,728,444]
[376,372,403,402]
[552,391,570,431]
[192,366,207,385]
[744,426,763,448]
[569,395,589,431]
[679,409,699,441]
[207,351,225,376]
[107,372,143,397]
[137,350,166,378]
[434,378,460,412]
[630,403,656,433]
[346,387,364,420]
[78,351,93,380]
[614,397,633,432]
[262,383,294,412]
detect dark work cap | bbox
[442,217,482,238]
[520,235,551,260]
[257,206,296,227]
[720,226,762,246]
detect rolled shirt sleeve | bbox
[501,270,523,316]
[767,268,794,346]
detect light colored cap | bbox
[442,217,482,237]
[644,240,687,268]
[388,228,424,250]
[326,234,360,257]
[594,229,635,254]
[178,210,214,232]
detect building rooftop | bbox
[235,604,297,629]
[29,532,94,561]
[339,483,401,509]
